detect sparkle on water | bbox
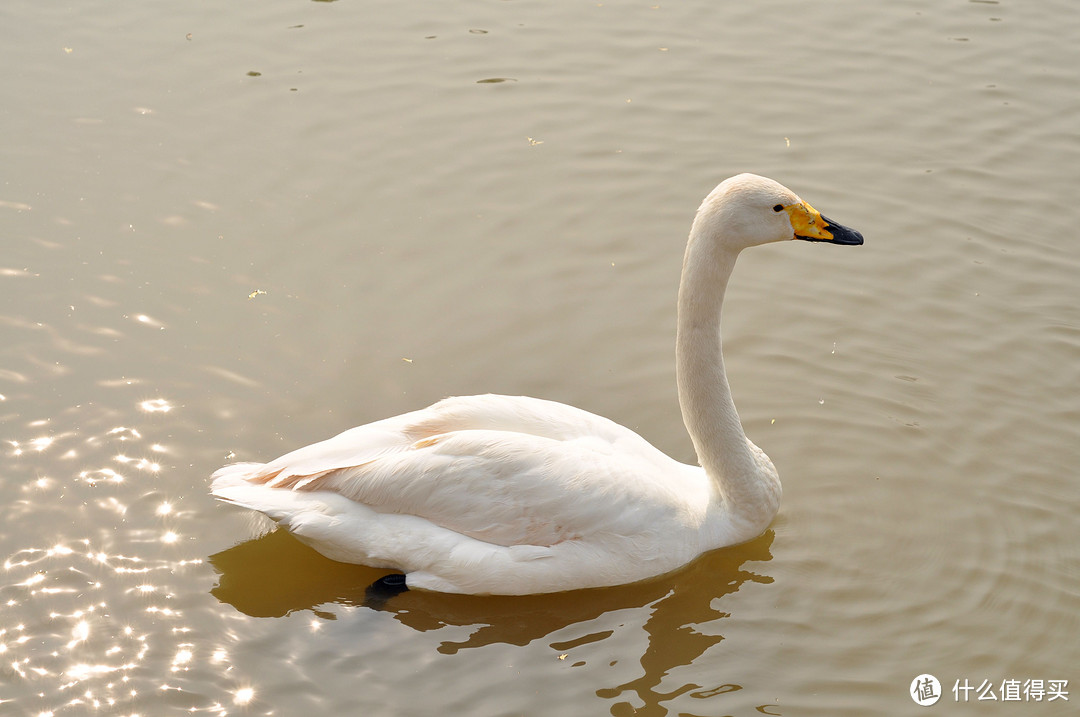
[1,402,247,716]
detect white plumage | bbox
[211,174,862,594]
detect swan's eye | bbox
[772,204,784,212]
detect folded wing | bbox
[211,394,693,549]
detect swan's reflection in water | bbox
[210,529,775,714]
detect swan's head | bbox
[693,173,863,252]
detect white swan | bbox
[211,174,863,595]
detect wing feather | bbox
[214,395,696,549]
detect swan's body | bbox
[211,174,862,594]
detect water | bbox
[2,0,1078,714]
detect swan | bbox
[210,173,863,595]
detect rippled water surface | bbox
[3,1,1078,714]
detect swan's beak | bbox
[786,202,864,246]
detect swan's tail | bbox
[210,461,344,525]
[209,462,266,502]
[210,460,398,568]
[210,462,293,537]
[210,462,307,521]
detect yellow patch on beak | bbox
[783,201,835,241]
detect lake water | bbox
[2,0,1078,715]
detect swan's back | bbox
[211,395,712,593]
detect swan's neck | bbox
[676,229,777,523]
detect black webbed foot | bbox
[364,573,408,608]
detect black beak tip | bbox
[837,228,864,246]
[821,216,864,246]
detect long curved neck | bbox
[676,228,761,507]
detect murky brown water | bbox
[3,0,1078,714]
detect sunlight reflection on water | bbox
[1,536,236,714]
[0,396,254,716]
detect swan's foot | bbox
[364,573,408,608]
[377,573,408,590]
